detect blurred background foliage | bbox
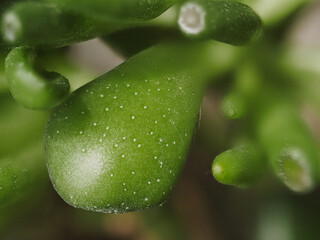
[2,0,320,239]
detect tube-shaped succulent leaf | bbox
[212,144,265,188]
[5,47,70,110]
[45,0,177,23]
[222,92,247,119]
[1,1,127,48]
[257,101,319,193]
[178,0,262,45]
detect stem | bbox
[196,41,242,84]
[222,60,262,119]
[0,93,48,155]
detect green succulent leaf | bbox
[178,0,262,45]
[45,43,213,213]
[222,91,247,119]
[1,1,127,48]
[5,47,70,109]
[212,144,265,188]
[5,46,70,110]
[257,101,320,193]
[0,139,46,206]
[46,0,177,23]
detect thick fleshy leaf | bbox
[45,43,210,213]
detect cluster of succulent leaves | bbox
[0,0,319,214]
